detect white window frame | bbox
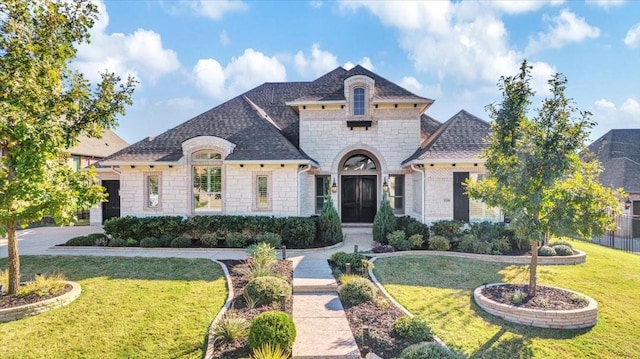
[253,172,272,212]
[191,150,224,213]
[144,172,161,211]
[388,175,404,214]
[353,87,366,116]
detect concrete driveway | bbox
[0,226,103,258]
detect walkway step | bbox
[292,258,338,293]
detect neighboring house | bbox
[94,66,500,225]
[587,129,640,237]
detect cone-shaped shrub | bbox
[373,195,397,244]
[318,196,343,245]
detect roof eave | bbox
[402,157,486,167]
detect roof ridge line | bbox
[242,95,283,131]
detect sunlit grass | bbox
[374,242,640,358]
[0,256,227,359]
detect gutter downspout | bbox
[411,164,426,224]
[297,164,311,216]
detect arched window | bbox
[342,154,376,171]
[353,87,365,116]
[191,150,222,212]
[192,150,222,161]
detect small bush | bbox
[251,343,288,359]
[372,243,395,253]
[458,234,478,253]
[388,230,412,251]
[511,288,526,305]
[158,235,174,247]
[16,273,66,297]
[397,216,430,242]
[394,316,433,342]
[212,312,250,344]
[282,217,315,248]
[408,234,424,249]
[431,220,465,240]
[399,342,461,359]
[329,252,368,274]
[492,237,512,254]
[108,237,127,247]
[257,232,282,248]
[244,276,291,307]
[170,236,192,248]
[139,237,159,248]
[538,245,557,256]
[200,232,218,247]
[318,197,343,244]
[226,232,253,248]
[552,244,574,256]
[87,233,108,246]
[373,196,397,244]
[429,235,450,251]
[549,240,573,249]
[338,277,377,305]
[64,236,95,246]
[126,238,139,247]
[247,311,296,351]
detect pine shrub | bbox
[247,311,296,351]
[318,197,343,244]
[244,276,291,307]
[428,235,450,251]
[338,277,376,305]
[373,196,397,244]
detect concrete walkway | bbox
[0,225,375,358]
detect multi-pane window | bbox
[146,174,160,208]
[388,175,404,214]
[353,87,365,116]
[315,176,331,213]
[257,175,269,209]
[192,166,222,212]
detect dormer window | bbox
[353,87,365,116]
[192,150,222,161]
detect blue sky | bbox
[72,0,640,145]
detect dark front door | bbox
[633,201,640,238]
[102,180,120,224]
[341,175,376,223]
[453,172,470,222]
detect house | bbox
[587,129,640,236]
[66,130,129,171]
[93,66,501,225]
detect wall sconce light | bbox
[382,179,389,193]
[625,198,632,210]
[331,179,337,193]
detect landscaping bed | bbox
[481,284,588,310]
[0,284,72,309]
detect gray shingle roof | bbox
[587,129,640,193]
[403,110,489,164]
[420,114,441,142]
[67,130,128,158]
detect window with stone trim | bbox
[144,173,161,209]
[253,173,271,211]
[315,175,331,213]
[353,87,365,116]
[192,150,223,213]
[388,175,404,214]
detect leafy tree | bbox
[466,60,621,297]
[318,196,343,244]
[372,194,397,244]
[0,0,136,294]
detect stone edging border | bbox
[473,283,598,329]
[0,281,81,323]
[371,249,586,265]
[203,260,234,359]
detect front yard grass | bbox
[373,241,640,358]
[0,256,226,359]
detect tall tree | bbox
[0,0,136,294]
[466,60,621,297]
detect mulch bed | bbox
[0,284,72,309]
[210,259,293,359]
[481,284,589,310]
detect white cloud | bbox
[294,44,339,78]
[586,0,625,9]
[73,1,179,83]
[624,23,640,48]
[220,30,231,47]
[193,49,287,100]
[489,0,560,14]
[309,1,323,8]
[620,98,640,118]
[529,61,557,95]
[399,76,423,93]
[592,97,640,131]
[526,9,600,53]
[343,57,375,71]
[187,0,248,20]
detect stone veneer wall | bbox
[119,165,189,216]
[90,171,120,226]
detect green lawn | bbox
[0,256,227,359]
[374,242,640,359]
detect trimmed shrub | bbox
[429,235,450,251]
[549,240,573,249]
[64,236,95,246]
[397,216,430,242]
[318,197,343,245]
[126,238,139,246]
[108,237,127,247]
[458,234,478,253]
[87,232,108,242]
[388,230,412,251]
[103,216,138,241]
[170,236,192,248]
[408,234,424,249]
[431,220,465,240]
[394,316,433,342]
[538,245,557,256]
[373,196,397,244]
[329,252,368,274]
[139,237,159,248]
[158,235,174,247]
[338,277,376,305]
[282,217,316,248]
[399,342,461,359]
[227,232,253,248]
[257,232,282,248]
[553,244,574,256]
[247,311,296,351]
[200,232,218,247]
[244,276,291,307]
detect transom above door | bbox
[339,152,380,223]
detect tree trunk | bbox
[528,240,538,297]
[7,220,20,295]
[544,231,550,246]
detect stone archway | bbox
[339,151,381,223]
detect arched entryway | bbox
[339,152,380,223]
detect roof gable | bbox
[587,129,640,193]
[67,129,128,158]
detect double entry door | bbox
[341,175,376,223]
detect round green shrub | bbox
[126,238,139,247]
[458,234,478,253]
[87,232,108,241]
[538,245,557,256]
[257,232,282,248]
[170,236,192,248]
[338,277,376,305]
[247,311,296,351]
[200,232,218,247]
[429,235,450,251]
[394,316,432,342]
[139,237,159,248]
[549,240,573,249]
[552,244,574,256]
[282,217,315,248]
[388,230,412,251]
[108,237,127,247]
[399,342,461,359]
[226,232,253,248]
[244,276,291,307]
[408,234,424,248]
[65,236,95,246]
[158,235,174,247]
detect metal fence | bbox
[571,214,640,254]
